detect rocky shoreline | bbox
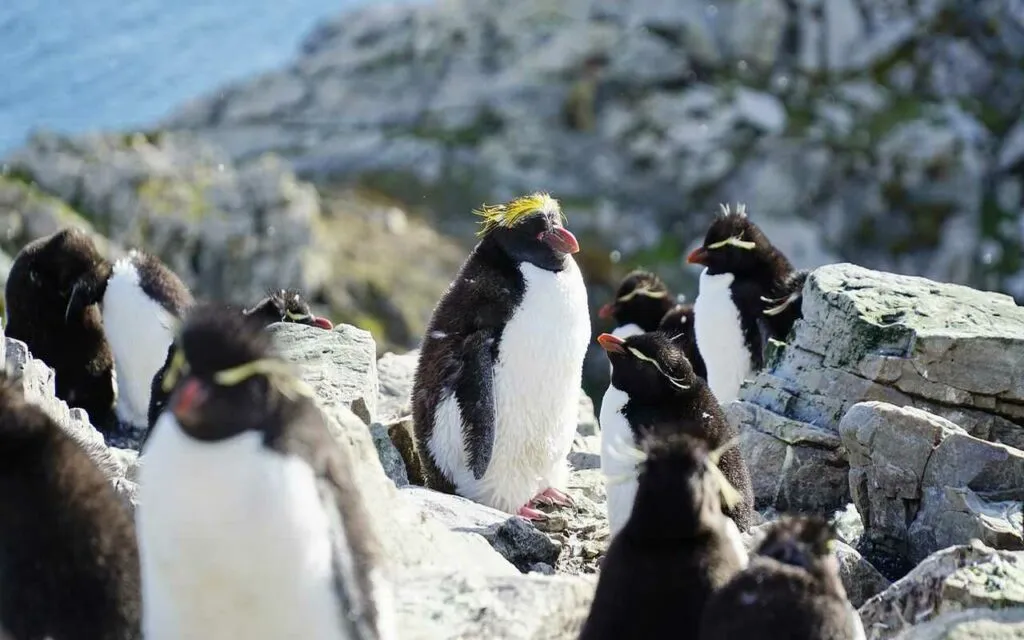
[3,259,1022,638]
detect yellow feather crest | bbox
[473,192,565,236]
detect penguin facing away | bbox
[138,304,394,640]
[685,204,797,404]
[412,193,591,519]
[596,330,754,538]
[99,249,194,429]
[657,302,708,380]
[4,227,116,424]
[145,288,334,436]
[577,431,748,640]
[0,374,141,640]
[700,515,866,640]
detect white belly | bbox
[599,384,638,537]
[693,269,751,404]
[102,262,178,427]
[611,323,644,340]
[428,260,591,513]
[137,416,352,640]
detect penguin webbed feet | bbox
[517,505,548,521]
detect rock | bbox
[734,264,1024,522]
[895,607,1024,640]
[832,503,866,548]
[400,486,559,572]
[387,416,426,486]
[376,349,419,423]
[576,390,598,437]
[268,322,379,423]
[370,422,410,486]
[859,541,1024,640]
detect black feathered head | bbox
[474,193,579,271]
[598,270,675,331]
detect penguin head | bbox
[597,330,697,401]
[598,270,674,331]
[14,228,112,323]
[631,431,742,530]
[756,515,839,576]
[0,373,46,444]
[685,204,775,277]
[159,303,307,442]
[475,193,579,271]
[244,288,334,330]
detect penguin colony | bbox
[0,194,862,639]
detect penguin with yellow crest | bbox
[412,193,591,519]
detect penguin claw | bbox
[517,505,548,520]
[533,487,575,508]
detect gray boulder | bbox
[859,541,1024,640]
[376,349,419,423]
[730,263,1024,520]
[894,607,1024,640]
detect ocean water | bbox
[0,0,375,155]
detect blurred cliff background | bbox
[2,0,1023,399]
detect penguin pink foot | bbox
[517,505,547,520]
[531,487,575,508]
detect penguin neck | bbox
[626,481,708,541]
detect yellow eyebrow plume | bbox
[473,192,565,236]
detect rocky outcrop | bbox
[728,263,1024,523]
[161,0,1024,298]
[895,608,1024,640]
[859,541,1024,640]
[842,401,1024,568]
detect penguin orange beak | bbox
[540,227,580,255]
[598,303,616,319]
[310,315,333,330]
[171,377,208,425]
[597,333,626,354]
[686,247,709,265]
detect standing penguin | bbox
[685,204,799,404]
[138,304,394,640]
[412,193,590,519]
[578,432,747,640]
[596,331,753,538]
[4,227,116,423]
[0,375,141,640]
[700,515,866,640]
[99,249,194,430]
[656,302,707,380]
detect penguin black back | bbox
[0,376,141,640]
[4,228,116,423]
[600,331,754,530]
[656,302,707,380]
[578,432,746,640]
[700,515,864,640]
[598,270,675,332]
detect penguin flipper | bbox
[455,330,498,480]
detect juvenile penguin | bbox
[0,375,141,640]
[412,193,590,518]
[146,289,333,434]
[578,432,747,640]
[686,204,798,403]
[700,515,866,640]
[4,227,116,422]
[100,249,194,430]
[596,331,753,538]
[138,304,394,640]
[243,288,334,330]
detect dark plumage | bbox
[598,270,675,332]
[700,515,865,640]
[242,288,334,330]
[4,228,116,424]
[656,303,708,380]
[761,268,809,342]
[598,331,753,531]
[578,432,747,640]
[141,303,390,639]
[0,375,141,640]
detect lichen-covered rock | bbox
[376,349,418,423]
[732,263,1024,523]
[161,0,1024,299]
[3,131,323,305]
[859,541,1024,640]
[895,607,1024,640]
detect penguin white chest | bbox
[101,261,177,427]
[693,269,751,405]
[430,260,591,513]
[599,383,638,538]
[138,416,352,640]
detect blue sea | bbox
[0,0,381,155]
